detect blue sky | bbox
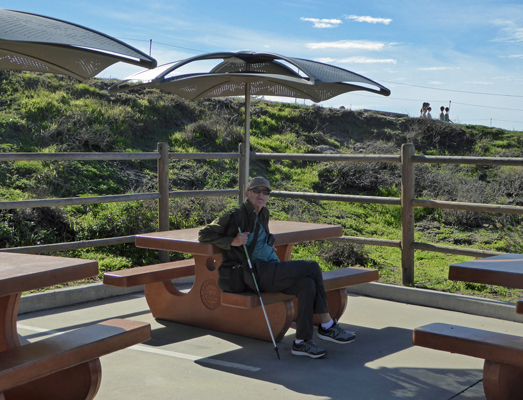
[4,0,523,131]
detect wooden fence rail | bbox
[0,236,135,254]
[0,193,160,210]
[412,155,523,166]
[271,191,401,206]
[413,199,523,215]
[252,153,401,163]
[0,142,517,285]
[0,152,160,161]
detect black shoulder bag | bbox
[217,211,260,293]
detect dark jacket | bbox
[198,199,270,267]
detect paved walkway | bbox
[16,287,523,400]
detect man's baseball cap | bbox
[247,177,271,191]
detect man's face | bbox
[245,186,270,213]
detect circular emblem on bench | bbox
[200,279,221,310]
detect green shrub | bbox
[0,208,75,247]
[71,201,157,240]
[319,242,373,269]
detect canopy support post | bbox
[244,82,251,188]
[238,142,246,205]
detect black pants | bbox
[253,260,329,341]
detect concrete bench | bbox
[413,322,523,400]
[0,318,151,400]
[103,259,195,287]
[103,263,377,342]
[221,267,379,322]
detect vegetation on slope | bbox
[2,71,523,301]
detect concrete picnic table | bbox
[449,253,523,289]
[417,252,523,399]
[134,220,347,341]
[449,253,523,314]
[0,253,151,400]
[0,253,99,353]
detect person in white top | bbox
[420,102,429,118]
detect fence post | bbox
[157,142,170,263]
[401,143,415,285]
[238,142,246,205]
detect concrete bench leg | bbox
[144,254,295,342]
[3,359,102,400]
[326,288,348,321]
[0,294,21,351]
[483,360,523,400]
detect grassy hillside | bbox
[2,70,523,301]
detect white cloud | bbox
[493,74,523,84]
[338,57,396,64]
[508,54,523,58]
[345,15,392,25]
[418,67,458,71]
[300,17,342,28]
[464,81,494,85]
[315,57,337,63]
[492,20,523,42]
[427,81,444,85]
[307,40,386,50]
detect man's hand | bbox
[231,232,249,247]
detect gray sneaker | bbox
[317,320,356,344]
[291,340,327,358]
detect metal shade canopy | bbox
[109,51,390,192]
[0,8,157,80]
[110,51,390,101]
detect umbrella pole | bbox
[244,82,251,188]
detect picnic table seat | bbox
[104,264,378,324]
[517,299,523,315]
[0,318,151,400]
[103,262,378,342]
[221,267,379,322]
[413,322,523,400]
[103,259,195,287]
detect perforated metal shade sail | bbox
[111,51,391,101]
[141,72,387,103]
[0,8,157,80]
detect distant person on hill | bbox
[427,107,432,119]
[420,102,429,118]
[439,106,445,121]
[444,107,450,122]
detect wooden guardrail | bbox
[2,142,522,285]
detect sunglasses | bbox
[250,188,271,195]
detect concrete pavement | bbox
[16,283,523,399]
